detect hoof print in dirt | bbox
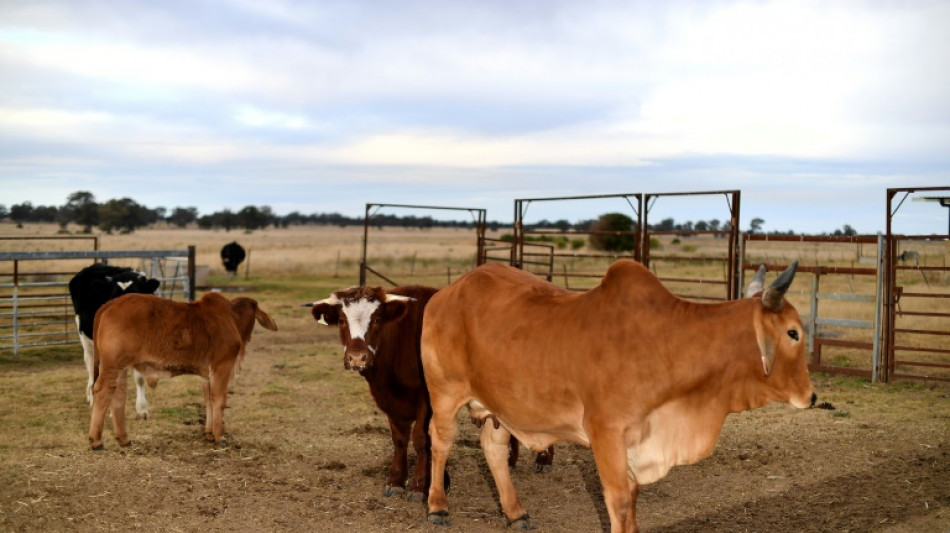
[428,510,450,527]
[507,513,537,530]
[382,485,405,498]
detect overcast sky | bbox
[1,0,948,234]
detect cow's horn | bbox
[302,294,340,308]
[383,293,415,303]
[762,261,798,311]
[745,265,767,297]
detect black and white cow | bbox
[69,264,161,418]
[220,242,246,276]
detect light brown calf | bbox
[88,292,277,450]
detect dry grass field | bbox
[1,222,948,532]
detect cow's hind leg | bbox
[535,445,555,473]
[426,397,462,527]
[481,423,534,530]
[132,368,150,420]
[111,368,131,447]
[384,417,411,498]
[208,364,233,446]
[89,366,121,450]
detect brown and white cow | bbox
[89,292,277,450]
[306,285,446,503]
[421,260,815,532]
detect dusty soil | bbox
[1,284,948,533]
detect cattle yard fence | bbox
[0,246,196,355]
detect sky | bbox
[1,0,949,234]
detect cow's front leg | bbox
[406,401,433,503]
[202,378,214,442]
[384,417,411,498]
[589,425,638,533]
[132,368,150,420]
[208,365,233,446]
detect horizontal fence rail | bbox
[0,247,195,355]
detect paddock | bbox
[0,222,947,532]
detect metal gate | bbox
[0,247,196,355]
[359,203,488,287]
[884,186,950,382]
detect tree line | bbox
[0,191,858,236]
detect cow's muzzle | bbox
[344,349,373,373]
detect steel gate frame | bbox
[359,203,488,287]
[884,186,950,382]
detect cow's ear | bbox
[380,300,409,323]
[310,303,340,326]
[145,279,161,294]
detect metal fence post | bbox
[872,233,884,382]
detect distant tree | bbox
[236,205,270,230]
[98,198,150,233]
[0,204,7,220]
[749,218,765,234]
[168,207,199,228]
[64,191,99,233]
[654,217,675,231]
[841,224,857,236]
[589,213,636,252]
[10,202,34,224]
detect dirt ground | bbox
[1,283,948,533]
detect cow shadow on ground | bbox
[649,447,948,533]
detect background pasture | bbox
[0,223,947,532]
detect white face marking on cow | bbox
[341,298,381,341]
[117,280,133,291]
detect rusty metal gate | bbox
[884,187,950,382]
[359,203,488,287]
[0,247,196,355]
[511,190,740,299]
[641,190,741,301]
[511,193,642,288]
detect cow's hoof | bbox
[382,484,405,498]
[428,510,450,527]
[213,440,229,449]
[406,490,425,503]
[534,463,552,474]
[136,412,149,420]
[507,514,537,530]
[117,438,132,447]
[90,443,104,451]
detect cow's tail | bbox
[91,320,100,387]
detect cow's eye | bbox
[788,329,799,341]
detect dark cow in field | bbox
[220,241,246,276]
[305,285,449,502]
[69,264,161,418]
[89,293,278,449]
[421,261,816,531]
